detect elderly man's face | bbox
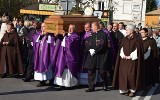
[91,23,98,32]
[113,24,119,31]
[41,23,45,31]
[126,27,132,36]
[68,25,74,34]
[84,24,91,32]
[107,25,112,31]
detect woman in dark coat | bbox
[0,22,23,78]
[112,24,145,97]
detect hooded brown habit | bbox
[112,35,145,90]
[0,29,23,75]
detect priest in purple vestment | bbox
[54,24,80,88]
[33,23,55,87]
[79,22,93,85]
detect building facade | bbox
[113,0,146,26]
[81,0,146,26]
[92,0,146,26]
[38,0,146,26]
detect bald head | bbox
[113,22,119,31]
[91,22,100,32]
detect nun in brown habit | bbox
[0,22,23,77]
[112,24,145,97]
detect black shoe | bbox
[102,81,110,91]
[47,80,53,86]
[37,81,46,87]
[17,74,25,78]
[22,78,31,82]
[85,88,95,92]
[0,74,7,78]
[14,74,19,78]
[103,87,110,91]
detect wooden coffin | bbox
[44,15,99,34]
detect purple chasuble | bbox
[33,31,55,72]
[103,28,116,61]
[49,35,62,70]
[55,33,80,78]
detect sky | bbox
[158,0,160,5]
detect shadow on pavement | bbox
[0,87,55,95]
[0,85,89,95]
[151,84,160,96]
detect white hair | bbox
[24,20,30,27]
[126,24,136,31]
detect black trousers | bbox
[88,69,108,89]
[25,46,34,79]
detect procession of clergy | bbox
[0,15,159,97]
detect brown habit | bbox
[151,38,159,83]
[112,35,145,90]
[0,29,23,75]
[142,37,157,86]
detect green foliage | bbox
[0,0,37,18]
[146,0,158,12]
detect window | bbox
[123,3,132,14]
[98,1,104,11]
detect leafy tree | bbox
[146,0,158,12]
[0,0,37,18]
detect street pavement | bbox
[0,78,160,100]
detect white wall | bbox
[112,0,146,26]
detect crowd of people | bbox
[0,13,160,97]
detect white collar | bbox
[68,33,72,36]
